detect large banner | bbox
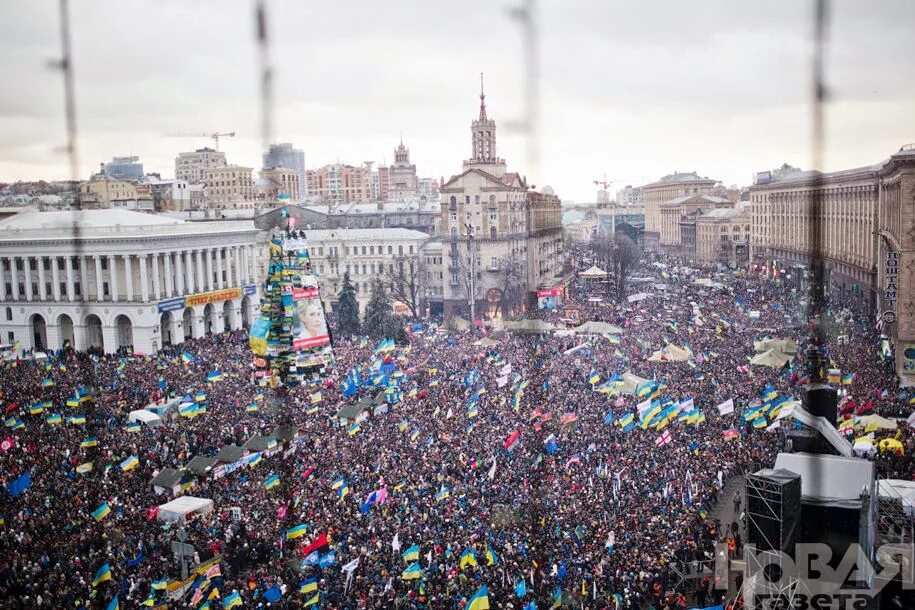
[291,287,330,349]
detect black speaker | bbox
[800,383,838,427]
[746,469,802,555]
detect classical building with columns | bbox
[0,209,263,354]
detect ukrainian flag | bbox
[69,415,87,425]
[338,483,349,498]
[402,562,422,580]
[29,403,44,415]
[467,585,490,610]
[92,563,112,587]
[181,351,196,363]
[264,475,280,490]
[398,420,409,432]
[41,378,54,388]
[435,487,450,502]
[126,423,141,433]
[304,592,320,607]
[309,392,323,404]
[81,436,98,448]
[66,397,80,408]
[247,453,262,468]
[92,502,111,521]
[348,422,361,436]
[842,373,854,385]
[223,591,242,608]
[485,545,499,566]
[76,462,93,474]
[245,403,258,413]
[206,371,224,384]
[331,477,346,490]
[46,413,62,425]
[460,549,477,569]
[151,579,167,591]
[402,544,420,563]
[106,596,119,610]
[286,523,308,540]
[617,413,635,429]
[195,391,207,403]
[120,455,139,471]
[588,370,600,384]
[468,404,479,419]
[299,577,317,593]
[306,404,319,415]
[753,418,767,429]
[141,594,155,607]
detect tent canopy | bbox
[157,496,215,523]
[753,338,798,354]
[505,319,556,333]
[184,456,218,475]
[619,372,649,396]
[128,409,162,426]
[150,468,183,489]
[856,414,897,431]
[574,321,624,335]
[215,445,246,464]
[647,344,692,362]
[473,337,500,347]
[750,348,793,368]
[450,316,470,331]
[579,265,608,278]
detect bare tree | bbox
[384,255,428,320]
[497,250,527,317]
[611,232,641,301]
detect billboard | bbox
[291,287,330,349]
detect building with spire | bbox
[437,75,564,319]
[388,137,419,201]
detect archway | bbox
[182,308,196,341]
[29,313,47,351]
[57,314,74,349]
[85,314,103,352]
[160,312,173,346]
[241,295,252,329]
[115,315,133,351]
[203,304,215,335]
[222,300,233,331]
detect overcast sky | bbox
[1,0,913,201]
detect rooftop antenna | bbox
[256,0,273,153]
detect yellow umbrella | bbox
[878,438,904,454]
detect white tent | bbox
[773,452,873,509]
[619,372,649,396]
[647,344,692,362]
[574,321,624,335]
[749,348,793,368]
[627,293,650,303]
[856,414,898,431]
[579,265,608,278]
[128,409,162,427]
[157,496,215,523]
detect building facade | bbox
[694,205,751,265]
[0,209,263,354]
[438,83,564,318]
[204,166,255,209]
[748,145,915,386]
[257,168,300,202]
[175,148,228,185]
[263,143,306,199]
[659,194,732,251]
[616,185,644,207]
[304,163,374,205]
[146,177,191,212]
[386,140,419,200]
[642,172,717,249]
[301,228,432,314]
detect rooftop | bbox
[0,209,260,240]
[645,171,716,187]
[659,194,731,207]
[304,228,430,242]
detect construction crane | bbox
[592,175,615,189]
[166,131,236,151]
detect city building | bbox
[594,205,646,240]
[257,167,300,202]
[659,194,733,252]
[204,165,255,209]
[693,205,751,265]
[175,148,228,184]
[262,143,306,199]
[438,81,565,317]
[418,177,441,202]
[256,200,441,236]
[748,144,915,386]
[304,163,374,205]
[78,175,151,209]
[0,209,263,354]
[616,185,644,207]
[102,156,144,181]
[145,176,192,212]
[301,227,432,314]
[386,139,419,200]
[642,172,717,250]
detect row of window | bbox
[313,244,415,257]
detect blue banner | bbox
[157,296,186,313]
[243,283,257,296]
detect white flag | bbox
[391,533,401,553]
[499,363,512,375]
[496,375,509,388]
[342,557,360,593]
[716,398,735,415]
[488,458,497,481]
[446,408,454,419]
[425,550,433,564]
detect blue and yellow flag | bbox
[92,563,112,587]
[401,562,422,580]
[402,544,420,563]
[467,585,490,610]
[485,545,499,566]
[92,502,111,521]
[460,548,477,569]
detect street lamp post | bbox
[465,222,476,325]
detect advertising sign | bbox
[157,296,186,314]
[185,287,242,308]
[291,287,330,349]
[885,251,898,311]
[903,344,915,375]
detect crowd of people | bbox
[0,253,912,610]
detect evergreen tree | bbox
[363,279,393,339]
[336,272,361,336]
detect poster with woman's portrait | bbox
[291,287,330,349]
